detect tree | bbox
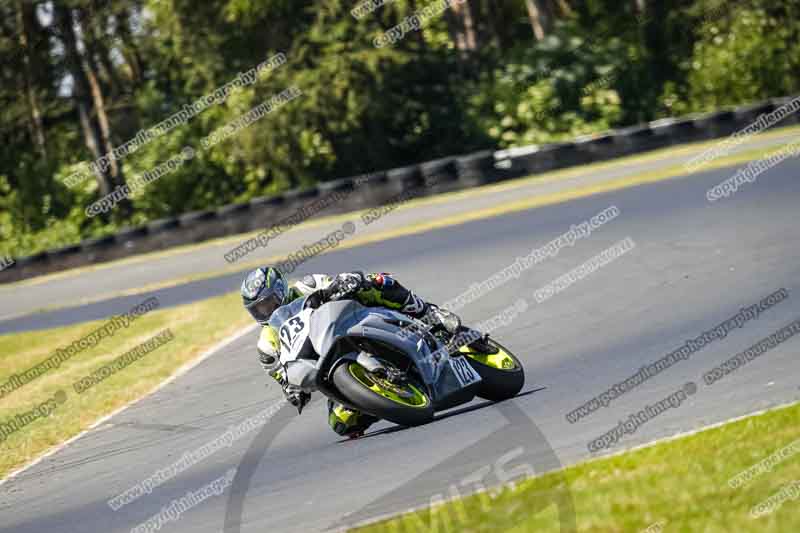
[445,0,481,53]
[16,0,47,159]
[525,0,555,41]
[54,2,129,213]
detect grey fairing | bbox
[309,300,473,404]
[310,300,439,384]
[285,359,318,390]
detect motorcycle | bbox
[270,295,525,427]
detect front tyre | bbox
[332,362,435,427]
[460,339,525,402]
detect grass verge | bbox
[0,291,251,480]
[353,401,800,532]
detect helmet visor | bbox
[246,293,283,324]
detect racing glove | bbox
[321,271,367,301]
[259,338,309,413]
[263,357,311,414]
[420,304,460,335]
[285,387,311,414]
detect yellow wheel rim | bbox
[459,345,518,371]
[348,363,429,408]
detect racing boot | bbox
[327,399,379,438]
[421,305,498,355]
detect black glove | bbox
[322,272,366,301]
[284,387,311,414]
[421,304,461,335]
[305,290,326,309]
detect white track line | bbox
[335,398,800,532]
[0,323,258,488]
[585,398,800,460]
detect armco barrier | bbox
[387,164,424,192]
[420,157,458,184]
[1,95,797,284]
[649,118,697,146]
[456,150,500,185]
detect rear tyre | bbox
[461,339,525,402]
[332,362,435,427]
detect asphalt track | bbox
[0,126,797,331]
[1,144,800,532]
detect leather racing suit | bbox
[256,272,430,436]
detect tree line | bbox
[1,0,798,257]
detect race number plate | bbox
[448,356,482,388]
[278,308,313,364]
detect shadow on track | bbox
[342,386,548,442]
[224,386,576,533]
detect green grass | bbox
[0,291,252,479]
[353,401,800,532]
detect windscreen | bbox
[268,296,307,331]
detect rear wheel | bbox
[460,339,524,401]
[332,362,435,427]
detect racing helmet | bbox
[241,267,288,325]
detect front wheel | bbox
[459,339,525,401]
[332,362,435,427]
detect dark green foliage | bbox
[1,0,799,257]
